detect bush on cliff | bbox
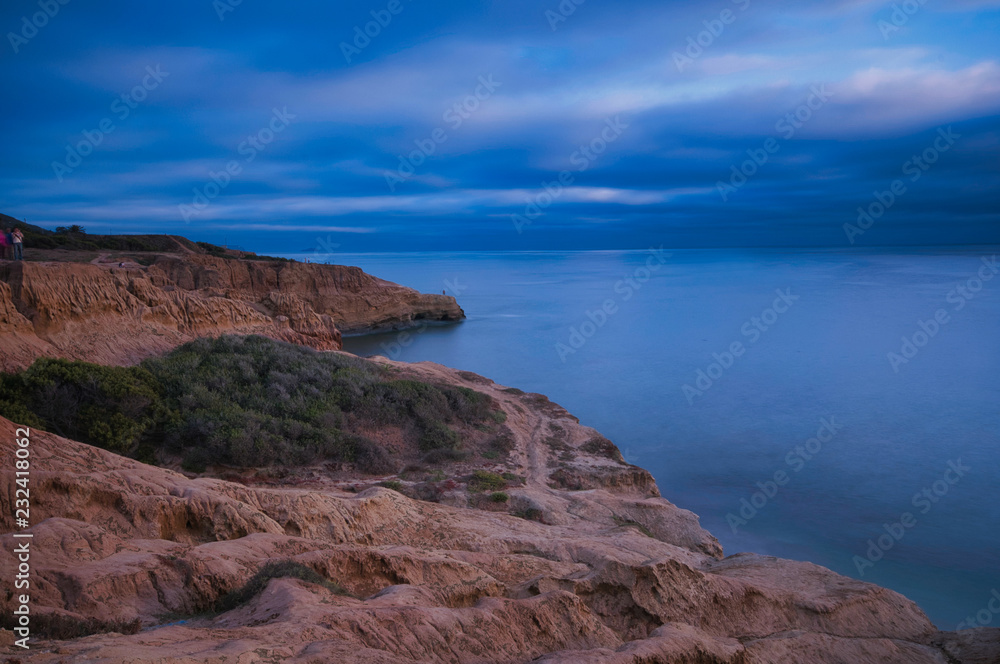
[213,560,347,613]
[0,335,499,472]
[0,358,161,454]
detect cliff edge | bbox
[0,357,997,663]
[0,254,463,371]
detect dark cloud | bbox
[1,0,998,250]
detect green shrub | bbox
[422,448,467,464]
[0,335,496,474]
[196,241,228,257]
[501,472,524,485]
[0,358,161,454]
[349,434,397,475]
[543,436,568,451]
[214,560,345,613]
[418,420,460,451]
[0,612,141,640]
[581,436,624,462]
[379,480,403,492]
[0,398,44,429]
[181,448,210,474]
[443,386,494,422]
[490,491,509,503]
[489,430,516,455]
[469,470,507,492]
[15,221,172,253]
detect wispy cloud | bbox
[1,0,997,249]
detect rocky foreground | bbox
[0,252,463,372]
[1,356,997,663]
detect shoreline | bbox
[333,249,1000,631]
[1,350,996,662]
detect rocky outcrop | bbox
[1,357,996,663]
[0,256,463,371]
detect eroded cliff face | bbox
[1,358,996,664]
[0,256,463,371]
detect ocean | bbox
[289,248,999,629]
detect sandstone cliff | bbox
[0,255,463,371]
[1,357,996,663]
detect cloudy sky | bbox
[2,0,998,252]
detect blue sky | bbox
[2,0,999,252]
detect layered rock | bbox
[1,357,996,663]
[0,255,463,371]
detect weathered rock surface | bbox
[1,357,996,663]
[0,255,463,371]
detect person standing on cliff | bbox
[12,228,24,260]
[0,229,9,260]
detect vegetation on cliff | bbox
[213,560,349,613]
[0,213,287,259]
[0,335,497,474]
[0,216,196,253]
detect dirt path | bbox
[524,414,550,485]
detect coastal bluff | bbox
[0,253,463,371]
[0,240,996,662]
[1,355,998,662]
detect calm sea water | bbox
[291,249,999,629]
